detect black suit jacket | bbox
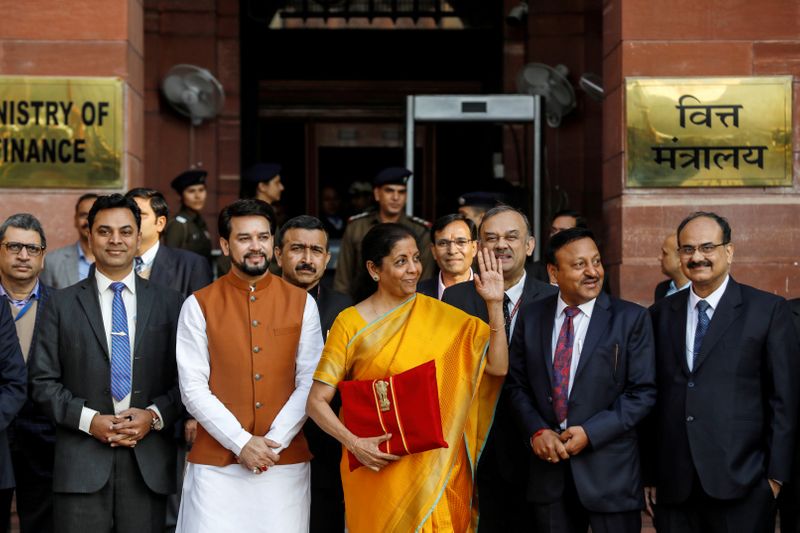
[315,284,353,338]
[10,284,56,479]
[149,244,212,299]
[505,292,656,512]
[442,274,557,488]
[653,279,671,302]
[29,273,184,495]
[0,296,26,489]
[416,277,438,299]
[646,278,800,503]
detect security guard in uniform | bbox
[333,166,434,299]
[163,169,213,263]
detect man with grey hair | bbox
[0,213,55,532]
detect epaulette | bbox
[348,211,371,222]
[175,215,188,223]
[410,215,432,229]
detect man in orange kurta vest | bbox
[175,199,324,533]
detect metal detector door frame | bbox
[405,94,543,259]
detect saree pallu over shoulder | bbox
[314,294,503,532]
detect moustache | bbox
[582,276,600,284]
[295,263,316,273]
[244,252,266,260]
[687,260,712,269]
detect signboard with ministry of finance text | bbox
[0,76,123,189]
[626,76,792,188]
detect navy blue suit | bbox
[506,292,656,515]
[149,245,212,299]
[645,278,799,532]
[0,295,27,530]
[416,277,438,299]
[9,285,56,533]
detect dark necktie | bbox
[503,293,512,344]
[134,256,144,274]
[692,300,711,369]
[110,282,132,401]
[552,306,580,424]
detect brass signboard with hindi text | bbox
[626,76,792,187]
[0,76,123,189]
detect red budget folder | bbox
[339,360,449,471]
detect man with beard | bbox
[29,194,184,533]
[175,199,324,532]
[442,205,557,532]
[645,212,799,532]
[40,193,97,289]
[274,215,351,533]
[418,213,478,299]
[0,214,56,532]
[505,227,656,533]
[333,167,433,299]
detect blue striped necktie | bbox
[109,282,132,401]
[692,300,711,369]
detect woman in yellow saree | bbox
[307,223,509,532]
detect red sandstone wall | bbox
[603,0,800,305]
[0,0,144,248]
[143,0,240,241]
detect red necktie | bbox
[552,306,580,424]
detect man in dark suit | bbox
[653,233,690,303]
[0,213,56,533]
[29,194,184,533]
[274,214,352,533]
[418,213,478,300]
[0,295,26,533]
[442,205,557,532]
[777,298,800,533]
[645,211,799,532]
[506,227,656,533]
[125,188,212,298]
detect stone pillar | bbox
[603,0,800,305]
[0,0,144,248]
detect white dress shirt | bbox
[685,275,729,371]
[550,295,597,428]
[138,240,160,273]
[176,292,324,456]
[436,268,474,300]
[79,268,162,433]
[505,270,527,337]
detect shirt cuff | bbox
[232,429,253,457]
[79,406,100,435]
[147,404,164,431]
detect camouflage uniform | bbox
[333,210,434,298]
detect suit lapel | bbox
[148,244,172,285]
[133,276,153,357]
[669,289,691,376]
[539,296,558,389]
[693,279,742,372]
[76,275,110,358]
[574,292,611,380]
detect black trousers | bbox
[654,474,777,533]
[0,487,12,533]
[54,448,167,533]
[10,447,53,533]
[532,467,641,533]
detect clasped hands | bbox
[237,436,282,474]
[90,408,154,448]
[531,426,589,463]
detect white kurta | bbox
[175,292,324,533]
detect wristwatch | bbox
[147,409,163,431]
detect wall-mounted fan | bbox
[161,64,225,126]
[516,63,576,128]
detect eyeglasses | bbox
[434,238,474,250]
[1,242,45,256]
[678,242,729,256]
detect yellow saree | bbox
[314,293,502,532]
